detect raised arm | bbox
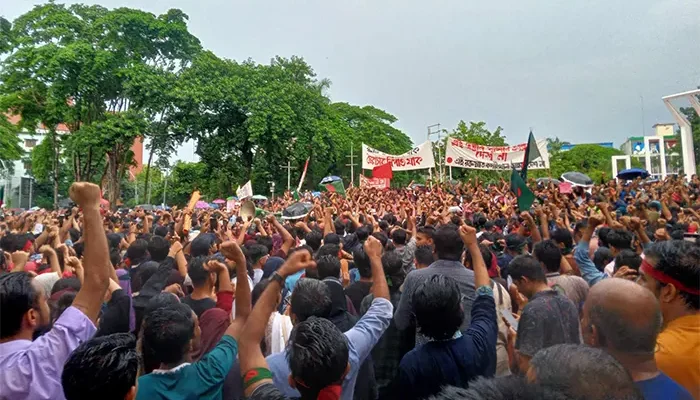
[364,236,389,301]
[220,241,251,338]
[266,214,294,255]
[69,183,112,324]
[239,249,315,397]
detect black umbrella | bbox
[536,177,560,186]
[561,172,593,187]
[616,168,650,180]
[282,202,313,220]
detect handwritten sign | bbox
[362,141,435,171]
[444,138,550,171]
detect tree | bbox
[546,137,572,155]
[548,144,627,183]
[0,3,200,207]
[0,116,23,174]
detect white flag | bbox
[236,180,253,199]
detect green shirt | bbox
[136,335,238,400]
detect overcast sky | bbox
[5,0,700,163]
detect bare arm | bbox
[69,183,112,324]
[267,215,294,255]
[459,225,490,288]
[240,249,315,397]
[221,241,251,338]
[364,236,389,300]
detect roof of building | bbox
[5,113,70,133]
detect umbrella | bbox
[251,195,268,201]
[282,202,313,220]
[561,172,593,187]
[195,200,210,209]
[212,199,226,204]
[616,168,650,180]
[320,175,342,184]
[536,177,560,186]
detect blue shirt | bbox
[574,240,607,287]
[136,335,238,400]
[397,291,498,399]
[266,297,393,400]
[636,372,694,400]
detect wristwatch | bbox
[270,271,286,286]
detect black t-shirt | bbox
[248,383,295,400]
[344,281,373,313]
[181,295,216,318]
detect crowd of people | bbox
[0,174,698,400]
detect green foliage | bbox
[0,117,23,172]
[547,144,626,183]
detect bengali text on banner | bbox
[362,141,435,171]
[444,138,550,171]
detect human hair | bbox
[433,225,464,261]
[252,278,271,306]
[51,277,81,295]
[413,274,464,340]
[324,233,340,245]
[613,249,642,273]
[607,229,634,251]
[286,317,349,397]
[62,333,139,400]
[391,229,407,245]
[316,243,340,259]
[593,247,614,272]
[246,244,269,265]
[148,236,170,262]
[305,230,323,252]
[154,225,170,237]
[382,250,405,289]
[415,245,435,268]
[417,225,436,239]
[508,255,547,284]
[110,248,121,268]
[107,233,122,250]
[644,240,700,310]
[550,229,574,253]
[529,344,643,400]
[430,377,568,400]
[126,239,149,265]
[142,302,195,365]
[316,255,341,280]
[186,256,210,288]
[73,242,85,259]
[290,278,332,322]
[372,232,389,249]
[356,225,372,242]
[333,219,345,235]
[573,220,588,238]
[464,244,493,268]
[0,272,40,338]
[352,248,372,279]
[597,227,612,248]
[190,233,216,257]
[533,240,563,273]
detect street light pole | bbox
[427,123,442,181]
[346,145,358,186]
[280,161,295,192]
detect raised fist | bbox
[69,182,101,209]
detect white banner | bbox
[362,141,435,171]
[236,180,253,199]
[444,138,550,171]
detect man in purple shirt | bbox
[0,182,113,400]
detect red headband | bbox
[640,260,700,295]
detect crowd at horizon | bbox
[0,174,698,400]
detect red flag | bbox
[372,162,393,179]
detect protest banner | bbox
[359,174,391,189]
[362,141,435,171]
[444,138,550,171]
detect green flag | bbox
[292,190,300,201]
[511,167,535,211]
[319,179,345,196]
[520,130,541,180]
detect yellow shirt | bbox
[656,314,700,399]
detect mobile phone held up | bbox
[500,308,519,332]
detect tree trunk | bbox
[106,152,120,210]
[51,130,59,210]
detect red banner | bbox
[360,175,390,190]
